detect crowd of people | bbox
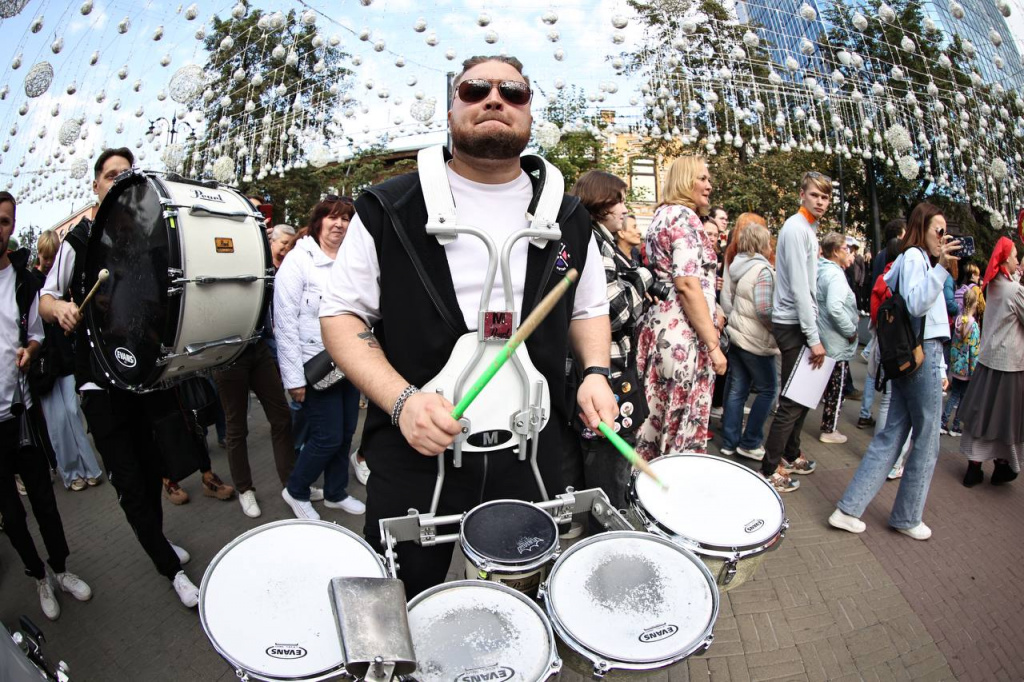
[1,54,1022,626]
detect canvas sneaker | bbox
[169,542,190,565]
[173,571,199,608]
[239,490,261,518]
[351,452,371,486]
[736,446,765,461]
[54,571,92,601]
[828,509,866,534]
[324,496,366,515]
[37,577,60,620]
[894,523,932,540]
[282,488,320,520]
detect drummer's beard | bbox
[451,119,530,161]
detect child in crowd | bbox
[942,286,980,437]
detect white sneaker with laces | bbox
[710,406,724,419]
[324,495,366,514]
[828,508,866,534]
[894,522,932,540]
[309,486,324,502]
[55,571,92,601]
[736,446,766,461]
[282,488,321,520]
[37,578,60,620]
[351,451,371,486]
[239,490,261,518]
[170,543,190,565]
[173,571,199,608]
[819,431,848,444]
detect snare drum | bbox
[629,454,788,590]
[540,531,718,678]
[200,520,386,682]
[460,499,559,595]
[85,170,272,391]
[407,580,562,682]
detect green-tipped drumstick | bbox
[451,269,578,420]
[597,421,668,490]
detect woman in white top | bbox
[828,202,960,541]
[275,197,365,520]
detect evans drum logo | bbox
[191,188,226,203]
[456,665,516,682]
[744,519,765,534]
[114,347,137,368]
[266,644,307,660]
[466,429,513,448]
[639,623,679,643]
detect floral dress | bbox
[635,204,718,460]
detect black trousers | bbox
[364,435,562,599]
[80,388,181,580]
[0,414,69,579]
[762,324,811,476]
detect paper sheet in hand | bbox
[781,347,837,409]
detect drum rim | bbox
[407,579,562,682]
[199,519,385,681]
[628,453,788,559]
[540,530,719,672]
[459,499,560,572]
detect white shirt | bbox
[1,264,44,421]
[321,166,609,327]
[41,240,101,391]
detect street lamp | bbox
[147,116,196,146]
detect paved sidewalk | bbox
[1,359,1020,680]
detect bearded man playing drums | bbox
[320,55,618,597]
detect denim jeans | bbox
[721,346,777,451]
[286,379,360,503]
[859,377,876,420]
[838,341,944,528]
[941,377,968,430]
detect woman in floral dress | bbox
[635,157,728,460]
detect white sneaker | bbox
[819,431,848,444]
[828,508,866,534]
[282,488,320,520]
[308,486,324,502]
[743,405,752,415]
[170,543,190,565]
[894,522,932,540]
[239,490,261,518]
[710,406,724,419]
[324,495,366,514]
[54,571,92,601]
[173,571,199,608]
[351,451,371,486]
[736,446,766,461]
[719,447,736,456]
[37,578,60,620]
[939,427,949,435]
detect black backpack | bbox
[875,251,924,391]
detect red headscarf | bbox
[982,236,1014,290]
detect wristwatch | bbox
[582,366,612,383]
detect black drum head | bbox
[462,501,557,565]
[85,172,175,390]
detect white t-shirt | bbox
[40,240,101,391]
[320,166,609,328]
[0,264,44,421]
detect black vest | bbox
[354,169,593,461]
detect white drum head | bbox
[545,532,716,665]
[200,520,385,681]
[408,581,556,682]
[636,454,785,551]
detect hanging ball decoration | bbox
[51,37,64,54]
[937,53,952,69]
[990,158,1008,181]
[160,54,171,67]
[269,11,286,29]
[800,38,815,55]
[352,56,362,65]
[950,1,965,19]
[156,90,166,101]
[272,45,286,59]
[221,36,235,50]
[799,2,816,20]
[301,9,316,25]
[169,64,205,103]
[885,124,913,152]
[554,48,565,61]
[996,0,1011,17]
[900,35,916,52]
[534,121,562,148]
[542,10,558,24]
[553,78,565,89]
[0,0,30,19]
[989,28,1002,47]
[612,31,626,44]
[611,14,628,29]
[59,119,82,146]
[548,29,560,42]
[445,49,457,61]
[66,81,77,95]
[359,27,371,41]
[29,15,42,32]
[410,98,436,122]
[213,157,235,183]
[484,30,498,44]
[24,62,54,98]
[682,19,697,34]
[231,3,246,19]
[70,158,88,179]
[11,53,21,69]
[413,18,427,32]
[477,12,491,26]
[153,25,164,41]
[117,66,129,80]
[195,27,205,40]
[743,31,760,48]
[133,79,142,92]
[995,56,1005,69]
[17,103,27,115]
[118,16,130,33]
[852,12,868,30]
[878,3,896,22]
[286,50,299,66]
[373,39,386,52]
[185,4,198,20]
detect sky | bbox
[0,0,1022,232]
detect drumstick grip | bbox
[451,269,578,420]
[65,269,109,337]
[597,421,668,489]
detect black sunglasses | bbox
[324,194,354,204]
[456,79,532,106]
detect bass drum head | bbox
[85,171,175,390]
[407,581,559,682]
[200,520,386,681]
[633,454,785,553]
[461,500,558,567]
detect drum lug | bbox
[167,268,183,278]
[719,558,739,585]
[592,659,611,679]
[234,669,249,681]
[167,286,183,297]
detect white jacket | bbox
[274,236,335,390]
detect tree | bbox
[533,86,611,186]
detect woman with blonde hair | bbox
[635,157,727,459]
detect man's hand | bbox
[715,311,727,332]
[399,392,463,456]
[15,347,32,372]
[577,374,619,431]
[52,300,82,333]
[809,342,827,369]
[710,346,727,375]
[288,387,306,403]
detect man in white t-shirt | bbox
[320,55,616,596]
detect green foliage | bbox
[534,87,610,186]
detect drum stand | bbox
[378,487,633,579]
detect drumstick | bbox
[64,269,109,337]
[451,269,578,420]
[597,421,668,490]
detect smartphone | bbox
[956,235,975,259]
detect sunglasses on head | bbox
[456,79,532,106]
[324,194,354,204]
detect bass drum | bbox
[84,170,272,391]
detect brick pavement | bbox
[1,358,1017,680]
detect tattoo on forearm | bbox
[357,328,381,350]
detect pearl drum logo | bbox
[114,347,137,368]
[456,665,516,682]
[191,188,226,203]
[744,519,765,534]
[266,643,307,659]
[639,623,679,643]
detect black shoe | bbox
[991,460,1018,486]
[857,416,876,429]
[963,461,983,488]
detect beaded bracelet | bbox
[391,385,420,426]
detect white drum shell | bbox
[200,520,386,682]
